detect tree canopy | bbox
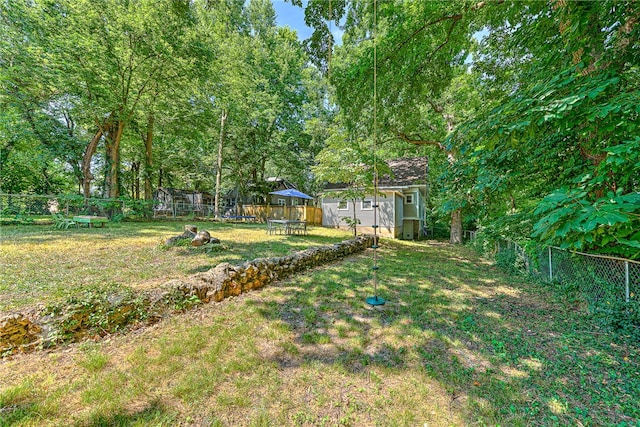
[1,0,320,201]
[1,0,638,258]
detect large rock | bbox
[165,229,197,246]
[0,314,42,353]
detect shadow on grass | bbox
[82,400,178,427]
[247,239,640,425]
[0,402,39,426]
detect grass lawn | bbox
[1,223,639,426]
[0,221,353,312]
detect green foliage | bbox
[164,290,202,313]
[444,1,639,257]
[109,213,126,223]
[312,124,378,189]
[44,285,202,346]
[44,285,150,343]
[341,215,361,234]
[494,249,527,276]
[120,198,154,219]
[1,0,321,202]
[533,188,640,259]
[591,299,640,341]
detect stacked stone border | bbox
[1,235,373,356]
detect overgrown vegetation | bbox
[592,299,640,341]
[42,285,152,345]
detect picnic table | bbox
[266,219,307,235]
[73,215,109,228]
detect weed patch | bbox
[43,285,151,344]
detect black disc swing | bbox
[365,0,385,307]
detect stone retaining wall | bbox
[1,235,373,356]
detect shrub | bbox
[591,299,640,341]
[494,248,527,276]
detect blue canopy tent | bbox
[268,189,314,200]
[267,189,314,220]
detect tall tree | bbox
[450,0,640,258]
[304,0,499,243]
[1,2,86,194]
[214,0,316,206]
[24,0,200,197]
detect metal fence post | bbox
[625,260,630,303]
[548,247,553,282]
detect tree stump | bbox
[165,226,220,247]
[165,228,197,246]
[191,230,211,247]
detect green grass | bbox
[0,230,639,426]
[0,221,352,311]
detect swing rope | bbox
[366,0,385,306]
[328,0,332,80]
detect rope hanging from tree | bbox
[328,0,332,80]
[366,0,385,306]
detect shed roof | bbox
[379,157,428,187]
[324,157,427,190]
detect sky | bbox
[272,0,344,43]
[272,1,314,40]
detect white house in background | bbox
[320,157,428,239]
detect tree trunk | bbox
[214,109,227,219]
[143,113,154,201]
[450,209,463,244]
[444,115,464,245]
[352,198,357,238]
[104,119,125,198]
[131,161,140,199]
[81,128,103,199]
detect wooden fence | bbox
[240,205,323,225]
[152,201,322,225]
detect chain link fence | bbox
[0,193,152,220]
[548,247,639,304]
[495,240,639,305]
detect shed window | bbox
[405,194,414,204]
[291,199,299,206]
[361,199,373,210]
[278,199,286,206]
[337,200,349,210]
